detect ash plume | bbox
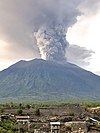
[34,24,68,62]
[0,0,94,66]
[32,0,82,63]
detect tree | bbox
[34,108,40,116]
[17,109,23,115]
[0,107,4,114]
[26,104,30,109]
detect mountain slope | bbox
[0,59,100,102]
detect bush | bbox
[67,112,74,116]
[34,108,40,116]
[17,109,23,115]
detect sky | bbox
[0,0,100,75]
[67,0,100,75]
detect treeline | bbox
[0,102,100,111]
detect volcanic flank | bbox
[0,59,100,102]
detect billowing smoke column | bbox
[34,24,68,62]
[33,0,82,63]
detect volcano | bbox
[0,59,100,102]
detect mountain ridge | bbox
[0,59,100,103]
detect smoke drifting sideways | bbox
[32,0,82,63]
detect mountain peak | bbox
[0,58,100,102]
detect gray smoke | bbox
[0,0,95,66]
[34,24,68,62]
[66,45,95,66]
[32,0,82,63]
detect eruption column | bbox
[34,24,69,63]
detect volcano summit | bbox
[0,59,100,102]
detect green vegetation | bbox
[67,112,74,116]
[0,102,100,110]
[34,108,40,116]
[80,102,100,108]
[17,109,23,115]
[0,102,99,132]
[0,119,17,133]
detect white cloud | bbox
[67,0,100,75]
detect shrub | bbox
[17,109,23,115]
[34,108,40,116]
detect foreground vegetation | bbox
[0,102,99,133]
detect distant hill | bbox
[0,59,100,102]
